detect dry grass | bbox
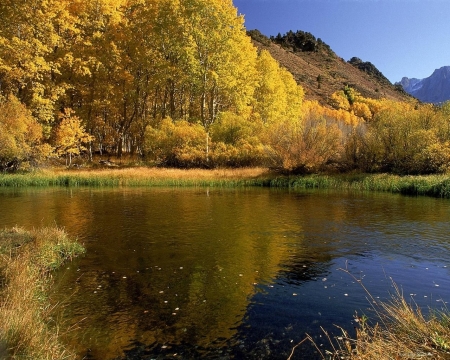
[0,227,85,359]
[0,166,274,187]
[291,271,450,360]
[54,166,270,181]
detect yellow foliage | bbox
[329,90,350,111]
[53,109,93,165]
[253,50,304,124]
[145,119,207,167]
[352,102,372,121]
[0,95,46,170]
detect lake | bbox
[0,187,449,359]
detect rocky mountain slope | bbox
[398,66,450,104]
[248,30,412,106]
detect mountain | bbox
[247,29,412,106]
[397,66,450,104]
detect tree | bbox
[253,50,303,125]
[180,0,258,161]
[0,95,48,171]
[53,109,93,166]
[0,0,78,128]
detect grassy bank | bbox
[332,282,450,359]
[0,167,274,187]
[290,278,450,360]
[1,168,450,198]
[277,173,450,198]
[0,227,85,359]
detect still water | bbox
[1,187,450,359]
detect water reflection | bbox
[0,188,449,359]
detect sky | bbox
[233,0,450,83]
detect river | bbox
[0,187,449,359]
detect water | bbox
[0,187,450,359]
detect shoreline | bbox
[0,167,449,198]
[0,227,85,359]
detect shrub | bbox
[0,95,49,172]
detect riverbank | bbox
[1,167,450,198]
[320,274,450,360]
[0,227,85,359]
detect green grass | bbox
[0,227,85,359]
[1,168,450,198]
[281,173,450,198]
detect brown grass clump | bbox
[0,227,85,359]
[290,272,450,360]
[54,166,270,180]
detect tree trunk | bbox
[206,131,209,164]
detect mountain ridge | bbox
[248,29,412,106]
[398,66,450,104]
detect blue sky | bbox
[233,0,450,83]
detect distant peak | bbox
[399,65,450,104]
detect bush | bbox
[144,118,208,167]
[0,95,50,172]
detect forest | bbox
[1,0,450,174]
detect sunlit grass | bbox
[331,283,450,359]
[0,167,273,187]
[0,227,85,359]
[283,173,450,198]
[289,272,450,360]
[1,167,450,198]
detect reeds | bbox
[1,168,450,198]
[0,167,273,187]
[0,226,85,359]
[287,173,450,198]
[330,283,450,359]
[291,271,450,360]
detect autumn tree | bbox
[0,0,78,128]
[53,109,93,166]
[0,95,49,171]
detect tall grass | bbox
[0,167,273,187]
[284,173,450,198]
[290,272,450,360]
[0,227,85,359]
[332,282,450,359]
[1,168,450,198]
